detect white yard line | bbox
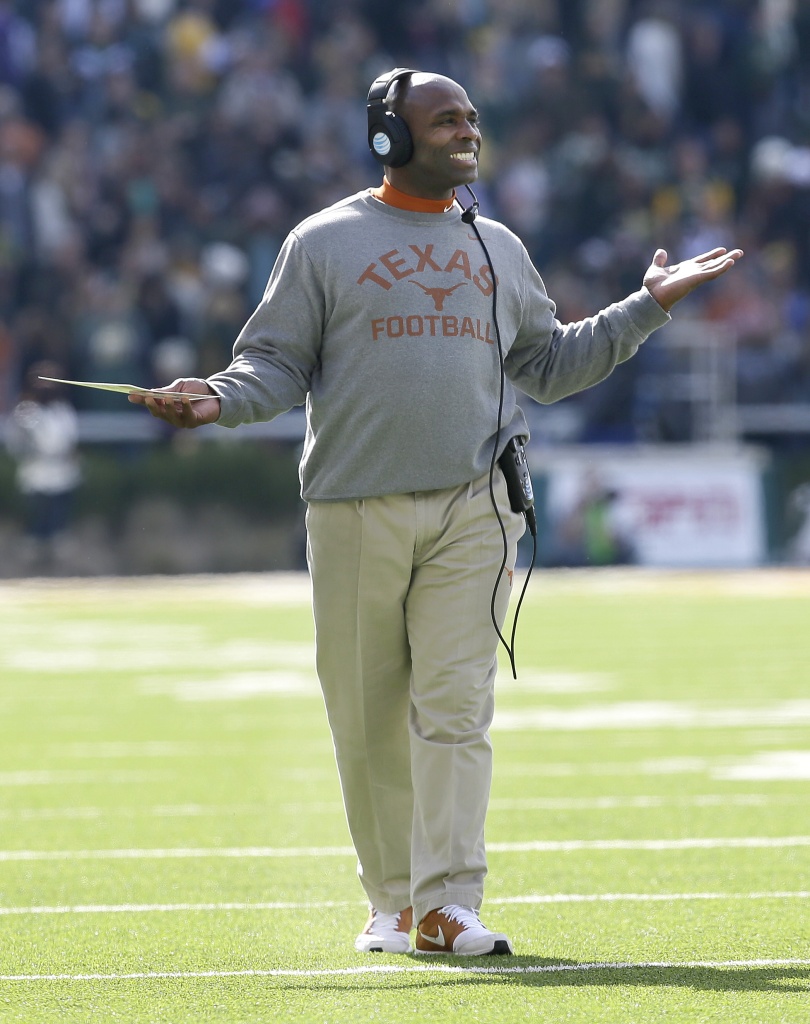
[3,568,810,599]
[488,836,810,853]
[0,805,222,822]
[0,770,168,787]
[1,836,809,862]
[0,844,355,861]
[493,700,810,731]
[488,794,782,811]
[0,572,315,608]
[1,891,808,918]
[491,891,810,905]
[1,793,791,821]
[0,900,361,916]
[2,958,809,982]
[0,900,362,916]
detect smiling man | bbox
[386,73,482,197]
[130,69,743,957]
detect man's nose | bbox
[459,119,480,139]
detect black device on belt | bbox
[497,436,537,536]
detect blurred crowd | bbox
[0,0,809,441]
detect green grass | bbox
[0,570,808,1022]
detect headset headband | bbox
[367,67,416,110]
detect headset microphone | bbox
[460,185,479,224]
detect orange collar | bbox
[370,178,456,214]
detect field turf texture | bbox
[0,569,808,1023]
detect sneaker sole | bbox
[414,937,513,956]
[355,939,412,954]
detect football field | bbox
[1,569,808,1022]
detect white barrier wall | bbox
[536,445,769,567]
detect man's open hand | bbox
[643,247,744,312]
[127,378,221,428]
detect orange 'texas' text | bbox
[357,244,495,296]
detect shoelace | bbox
[440,905,482,929]
[370,909,403,933]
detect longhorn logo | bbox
[409,279,467,311]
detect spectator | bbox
[5,361,82,570]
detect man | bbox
[130,70,742,955]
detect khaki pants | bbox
[306,470,525,927]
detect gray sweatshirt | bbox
[208,190,669,501]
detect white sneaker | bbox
[354,906,413,953]
[415,905,513,955]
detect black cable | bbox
[508,531,536,678]
[460,185,534,679]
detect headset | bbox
[366,70,537,676]
[367,67,417,167]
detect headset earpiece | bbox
[369,109,413,167]
[367,68,416,167]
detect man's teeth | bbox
[452,152,476,161]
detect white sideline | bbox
[1,891,808,917]
[2,836,810,861]
[2,959,809,982]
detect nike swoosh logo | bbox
[419,926,446,947]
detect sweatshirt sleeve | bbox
[205,231,324,427]
[504,247,670,405]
